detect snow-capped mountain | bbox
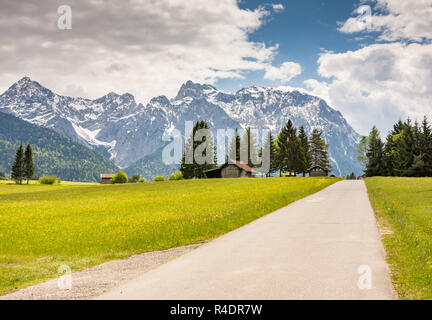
[0,77,362,175]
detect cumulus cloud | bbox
[271,4,285,13]
[310,0,432,136]
[338,0,432,42]
[305,43,432,136]
[264,61,302,82]
[0,0,286,103]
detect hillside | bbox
[0,111,119,181]
[124,146,178,180]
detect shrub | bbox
[111,171,128,184]
[169,173,176,181]
[138,178,145,183]
[39,175,57,184]
[175,172,184,180]
[129,174,140,183]
[154,175,166,182]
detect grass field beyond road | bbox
[365,177,432,299]
[0,177,337,295]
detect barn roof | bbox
[203,161,253,173]
[309,165,328,172]
[100,173,115,179]
[231,161,253,173]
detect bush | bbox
[154,176,166,182]
[129,174,140,183]
[175,172,184,180]
[39,176,58,184]
[111,171,128,184]
[169,173,176,181]
[138,178,145,183]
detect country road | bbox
[97,180,396,300]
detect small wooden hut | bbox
[100,173,115,184]
[204,161,254,178]
[308,166,328,177]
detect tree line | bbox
[11,144,35,184]
[180,120,332,179]
[359,116,432,177]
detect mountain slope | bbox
[0,111,119,181]
[124,146,178,181]
[0,77,362,176]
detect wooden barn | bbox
[204,161,254,178]
[100,173,115,184]
[308,166,329,177]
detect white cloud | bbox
[338,0,432,42]
[316,0,432,136]
[305,43,432,136]
[0,0,282,103]
[264,61,302,82]
[271,4,285,13]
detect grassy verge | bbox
[365,177,432,299]
[0,177,337,295]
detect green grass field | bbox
[0,177,337,295]
[365,177,432,300]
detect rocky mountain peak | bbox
[175,80,217,100]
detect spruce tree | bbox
[394,119,415,176]
[276,120,302,175]
[261,131,277,176]
[419,116,432,176]
[365,126,384,177]
[24,144,34,184]
[11,144,25,184]
[356,136,368,172]
[227,128,241,163]
[382,120,404,176]
[298,126,311,176]
[240,127,259,167]
[309,129,332,173]
[180,121,217,179]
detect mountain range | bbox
[0,77,362,178]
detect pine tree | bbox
[356,136,368,172]
[276,120,302,175]
[419,116,432,176]
[365,126,384,177]
[11,144,25,184]
[394,119,415,176]
[227,128,241,163]
[261,131,277,176]
[240,127,259,167]
[180,121,217,179]
[24,144,34,184]
[382,120,404,176]
[298,126,311,176]
[309,129,332,172]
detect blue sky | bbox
[218,0,372,92]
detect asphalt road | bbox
[97,180,396,300]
